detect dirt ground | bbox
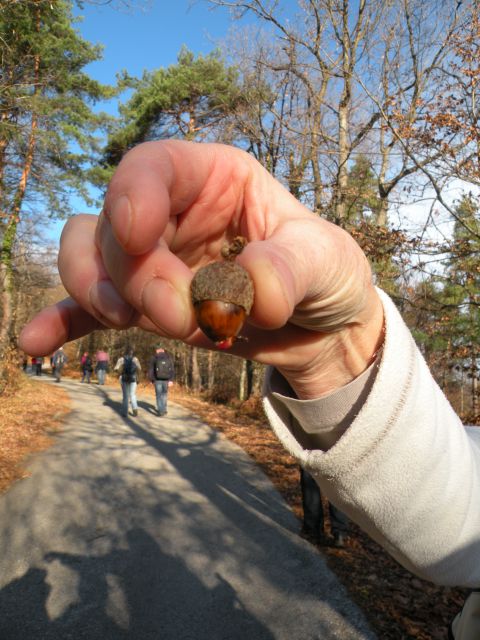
[1,373,468,640]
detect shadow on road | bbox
[0,528,276,640]
[0,378,375,640]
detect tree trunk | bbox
[377,196,389,228]
[335,98,350,223]
[239,360,247,401]
[0,13,39,353]
[246,360,254,398]
[0,117,37,350]
[472,356,478,417]
[207,350,215,390]
[190,346,201,392]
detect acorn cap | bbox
[190,261,254,314]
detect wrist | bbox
[278,287,385,400]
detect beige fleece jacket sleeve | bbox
[263,289,480,588]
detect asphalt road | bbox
[0,376,377,640]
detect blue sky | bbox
[74,1,238,95]
[47,1,245,241]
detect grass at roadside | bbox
[0,372,70,494]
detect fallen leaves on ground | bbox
[0,373,69,494]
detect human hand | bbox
[20,140,384,399]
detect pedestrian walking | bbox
[148,346,174,416]
[114,347,142,417]
[52,347,68,382]
[32,356,43,376]
[80,351,93,383]
[94,348,109,385]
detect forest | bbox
[1,0,480,423]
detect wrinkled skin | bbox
[20,141,384,399]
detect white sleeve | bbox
[263,289,480,587]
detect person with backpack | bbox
[52,347,68,383]
[148,346,174,416]
[80,351,93,383]
[114,347,142,417]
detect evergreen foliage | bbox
[0,0,113,349]
[0,0,112,218]
[103,48,244,169]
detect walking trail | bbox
[0,376,377,640]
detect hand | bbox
[20,140,384,399]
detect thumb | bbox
[239,217,373,332]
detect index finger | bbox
[103,140,251,256]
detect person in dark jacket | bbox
[148,346,174,416]
[114,347,142,417]
[80,351,93,383]
[33,356,43,376]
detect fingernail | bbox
[142,278,190,338]
[108,195,132,247]
[89,280,135,327]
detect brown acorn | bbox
[190,240,254,349]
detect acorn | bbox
[190,237,254,349]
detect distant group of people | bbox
[30,356,44,376]
[80,344,174,418]
[25,345,175,418]
[79,350,109,384]
[114,345,174,418]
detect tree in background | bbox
[208,0,465,223]
[9,0,480,413]
[389,2,480,204]
[441,195,480,419]
[403,195,480,420]
[342,155,409,297]
[0,0,112,353]
[102,48,245,171]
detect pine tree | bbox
[0,0,113,350]
[343,155,402,297]
[102,47,244,170]
[441,195,480,418]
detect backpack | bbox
[54,351,65,367]
[122,355,137,383]
[154,354,172,380]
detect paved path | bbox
[0,376,377,640]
